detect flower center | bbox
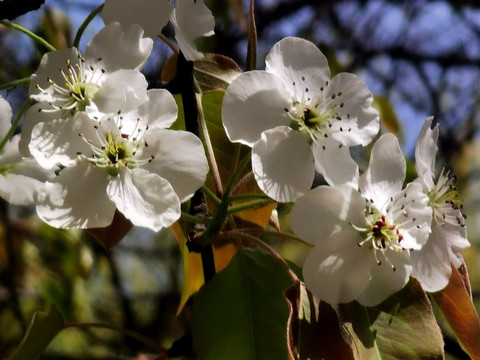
[284,79,345,144]
[352,208,405,271]
[77,115,154,177]
[37,56,105,113]
[429,168,465,227]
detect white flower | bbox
[20,22,152,156]
[0,96,52,205]
[170,0,215,61]
[103,0,172,39]
[102,0,215,61]
[290,134,432,306]
[222,37,379,202]
[410,117,470,292]
[30,89,209,231]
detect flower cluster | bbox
[12,11,210,232]
[221,37,470,305]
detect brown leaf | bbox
[433,263,480,359]
[86,210,132,250]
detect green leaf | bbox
[338,278,444,360]
[194,53,242,92]
[433,263,480,359]
[192,249,293,360]
[8,305,65,360]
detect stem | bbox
[73,3,104,49]
[158,33,179,54]
[227,199,274,215]
[228,193,270,202]
[0,77,30,91]
[64,322,167,352]
[0,98,33,153]
[196,92,223,196]
[231,170,254,195]
[0,20,56,51]
[201,184,221,205]
[181,212,212,224]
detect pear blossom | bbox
[0,96,52,205]
[102,0,215,61]
[290,134,432,306]
[29,89,209,231]
[410,117,470,292]
[222,37,379,202]
[20,22,152,156]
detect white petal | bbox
[0,96,13,137]
[29,114,92,169]
[265,37,330,92]
[222,71,291,146]
[85,22,153,72]
[327,72,379,146]
[291,185,366,246]
[92,70,148,114]
[410,222,453,292]
[390,182,432,250]
[171,0,215,61]
[107,168,181,232]
[414,117,438,190]
[444,225,470,268]
[303,230,372,305]
[139,89,178,130]
[0,172,44,205]
[142,129,208,202]
[102,0,171,39]
[312,137,359,188]
[356,250,412,306]
[29,48,81,101]
[19,103,55,157]
[37,162,116,228]
[252,127,314,202]
[360,133,405,207]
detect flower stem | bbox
[64,322,167,352]
[0,20,56,51]
[73,3,104,49]
[201,184,221,206]
[0,77,30,91]
[228,193,269,202]
[196,92,223,196]
[227,199,274,215]
[180,212,212,224]
[0,98,33,153]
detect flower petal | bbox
[29,114,92,169]
[291,185,366,246]
[37,162,116,228]
[29,48,81,102]
[414,117,438,190]
[19,103,56,157]
[303,230,372,305]
[85,22,153,72]
[356,250,411,306]
[107,168,181,231]
[102,0,171,39]
[265,37,330,92]
[222,71,291,146]
[410,222,453,292]
[92,69,148,114]
[143,129,208,202]
[0,172,45,205]
[171,0,215,61]
[139,89,178,130]
[327,72,379,147]
[391,181,432,250]
[252,127,314,202]
[311,137,359,189]
[0,96,12,136]
[360,133,405,207]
